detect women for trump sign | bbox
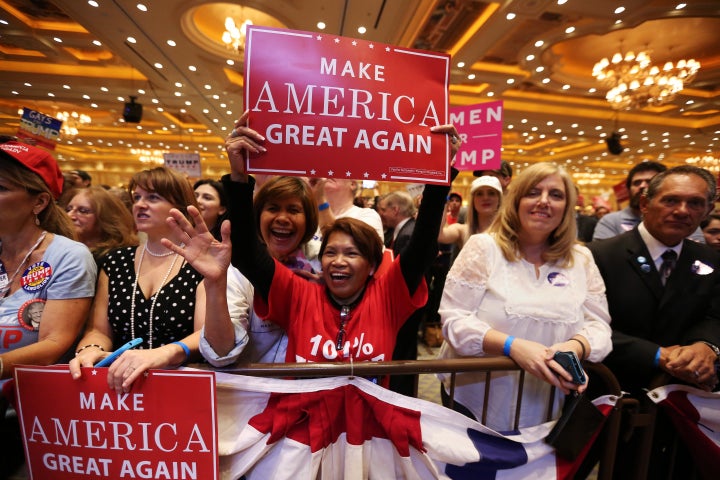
[244,26,451,184]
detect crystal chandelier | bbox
[592,51,700,110]
[221,16,253,54]
[56,111,91,137]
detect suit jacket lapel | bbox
[625,229,664,300]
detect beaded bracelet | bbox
[569,337,586,360]
[172,341,191,361]
[75,344,105,356]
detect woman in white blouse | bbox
[437,162,612,431]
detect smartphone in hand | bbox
[553,351,586,385]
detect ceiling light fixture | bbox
[222,15,253,54]
[592,50,700,109]
[56,111,91,138]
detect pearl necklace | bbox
[0,231,47,299]
[144,242,175,257]
[129,244,181,349]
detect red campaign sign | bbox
[244,25,451,185]
[449,101,503,171]
[14,365,218,480]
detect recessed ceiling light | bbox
[137,89,145,94]
[676,3,686,9]
[63,85,71,89]
[588,88,596,93]
[204,84,211,90]
[167,40,176,47]
[185,101,192,106]
[614,7,625,14]
[100,86,108,92]
[487,92,494,97]
[154,63,163,69]
[565,26,575,34]
[535,66,544,72]
[175,82,182,88]
[152,99,159,104]
[137,4,148,12]
[174,92,181,97]
[127,37,137,43]
[562,84,570,90]
[534,40,544,47]
[357,26,367,34]
[468,74,476,80]
[82,94,90,99]
[53,37,62,43]
[226,59,234,66]
[317,22,326,30]
[116,96,124,101]
[189,65,197,71]
[506,13,516,20]
[0,20,7,25]
[47,92,55,97]
[507,78,515,84]
[542,78,550,84]
[92,40,102,46]
[526,54,535,61]
[90,103,98,108]
[88,1,99,7]
[457,61,465,68]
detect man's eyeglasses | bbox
[65,205,94,215]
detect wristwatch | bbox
[701,341,720,359]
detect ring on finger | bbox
[229,128,240,138]
[694,370,700,378]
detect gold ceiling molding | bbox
[62,47,114,62]
[0,46,45,57]
[223,68,245,88]
[447,2,500,57]
[0,0,87,32]
[449,83,490,95]
[0,60,146,80]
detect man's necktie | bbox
[659,250,677,285]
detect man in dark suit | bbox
[588,165,720,477]
[377,191,422,396]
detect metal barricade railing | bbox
[220,357,622,480]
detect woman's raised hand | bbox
[225,110,265,181]
[163,206,231,283]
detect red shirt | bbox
[254,258,427,364]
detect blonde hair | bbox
[489,162,577,266]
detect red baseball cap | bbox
[0,141,63,199]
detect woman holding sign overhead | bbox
[164,111,459,382]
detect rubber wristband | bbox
[569,337,586,360]
[318,202,330,211]
[172,341,191,360]
[503,336,515,357]
[75,344,105,356]
[653,347,661,367]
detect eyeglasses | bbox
[335,306,350,353]
[65,205,94,216]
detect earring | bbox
[35,214,40,226]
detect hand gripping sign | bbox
[243,26,451,185]
[14,365,218,480]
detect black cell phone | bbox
[553,351,586,385]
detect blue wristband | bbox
[172,341,191,361]
[653,347,661,367]
[318,202,330,211]
[503,336,515,357]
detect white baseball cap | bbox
[470,175,503,196]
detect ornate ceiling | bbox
[0,0,719,201]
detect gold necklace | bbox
[129,244,180,349]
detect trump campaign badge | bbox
[21,261,52,292]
